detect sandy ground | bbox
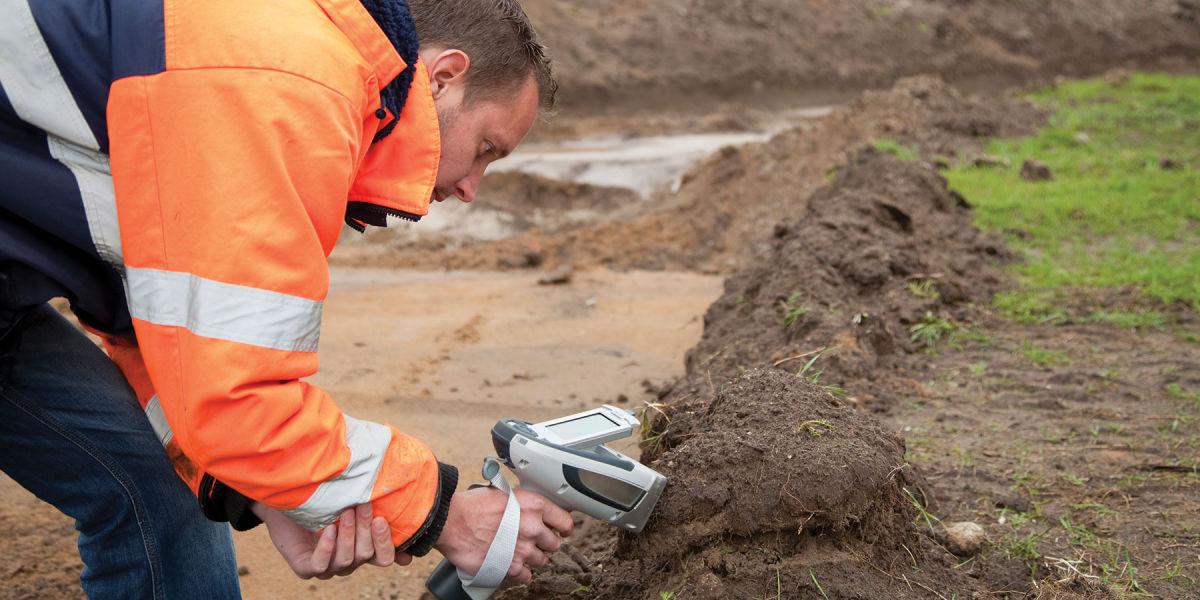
[0,266,722,600]
[5,3,1197,595]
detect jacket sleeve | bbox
[105,66,453,549]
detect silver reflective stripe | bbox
[283,415,391,531]
[143,394,174,447]
[0,0,123,269]
[0,0,96,144]
[48,137,121,267]
[125,266,323,352]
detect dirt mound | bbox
[849,76,1045,159]
[503,369,983,600]
[679,149,1012,409]
[332,77,1041,275]
[522,0,1200,117]
[640,370,909,550]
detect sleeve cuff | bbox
[396,461,458,557]
[197,473,263,531]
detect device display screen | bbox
[545,413,619,442]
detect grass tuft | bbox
[873,139,920,161]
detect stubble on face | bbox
[431,103,459,203]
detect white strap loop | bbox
[455,460,521,599]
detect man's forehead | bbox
[489,76,540,153]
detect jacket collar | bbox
[320,0,406,90]
[347,62,440,226]
[321,0,440,226]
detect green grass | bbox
[873,139,919,161]
[1018,341,1071,367]
[779,291,809,328]
[910,313,957,345]
[944,72,1200,321]
[998,531,1046,561]
[907,279,940,299]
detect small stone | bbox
[696,571,724,595]
[521,248,545,267]
[939,521,987,556]
[237,565,250,576]
[498,248,544,269]
[1020,159,1054,181]
[1160,156,1183,170]
[995,493,1032,514]
[537,265,573,285]
[1073,132,1091,145]
[1102,68,1131,85]
[970,154,1010,169]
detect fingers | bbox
[509,491,565,581]
[267,503,397,581]
[354,504,377,566]
[541,502,574,538]
[368,515,396,567]
[304,523,337,578]
[329,508,357,575]
[506,560,534,584]
[522,544,549,569]
[506,541,548,583]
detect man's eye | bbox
[484,143,495,155]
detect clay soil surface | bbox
[3,2,1200,599]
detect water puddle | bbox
[490,105,835,196]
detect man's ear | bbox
[421,48,470,100]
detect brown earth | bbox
[4,2,1200,599]
[522,0,1200,120]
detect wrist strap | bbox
[454,459,521,599]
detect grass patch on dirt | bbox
[944,72,1200,322]
[872,139,919,161]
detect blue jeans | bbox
[0,304,241,599]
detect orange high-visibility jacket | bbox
[0,0,453,551]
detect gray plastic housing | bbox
[490,409,666,532]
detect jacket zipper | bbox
[344,201,422,232]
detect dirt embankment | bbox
[524,0,1200,118]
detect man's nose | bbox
[454,170,483,203]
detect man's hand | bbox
[251,502,413,579]
[433,486,574,584]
